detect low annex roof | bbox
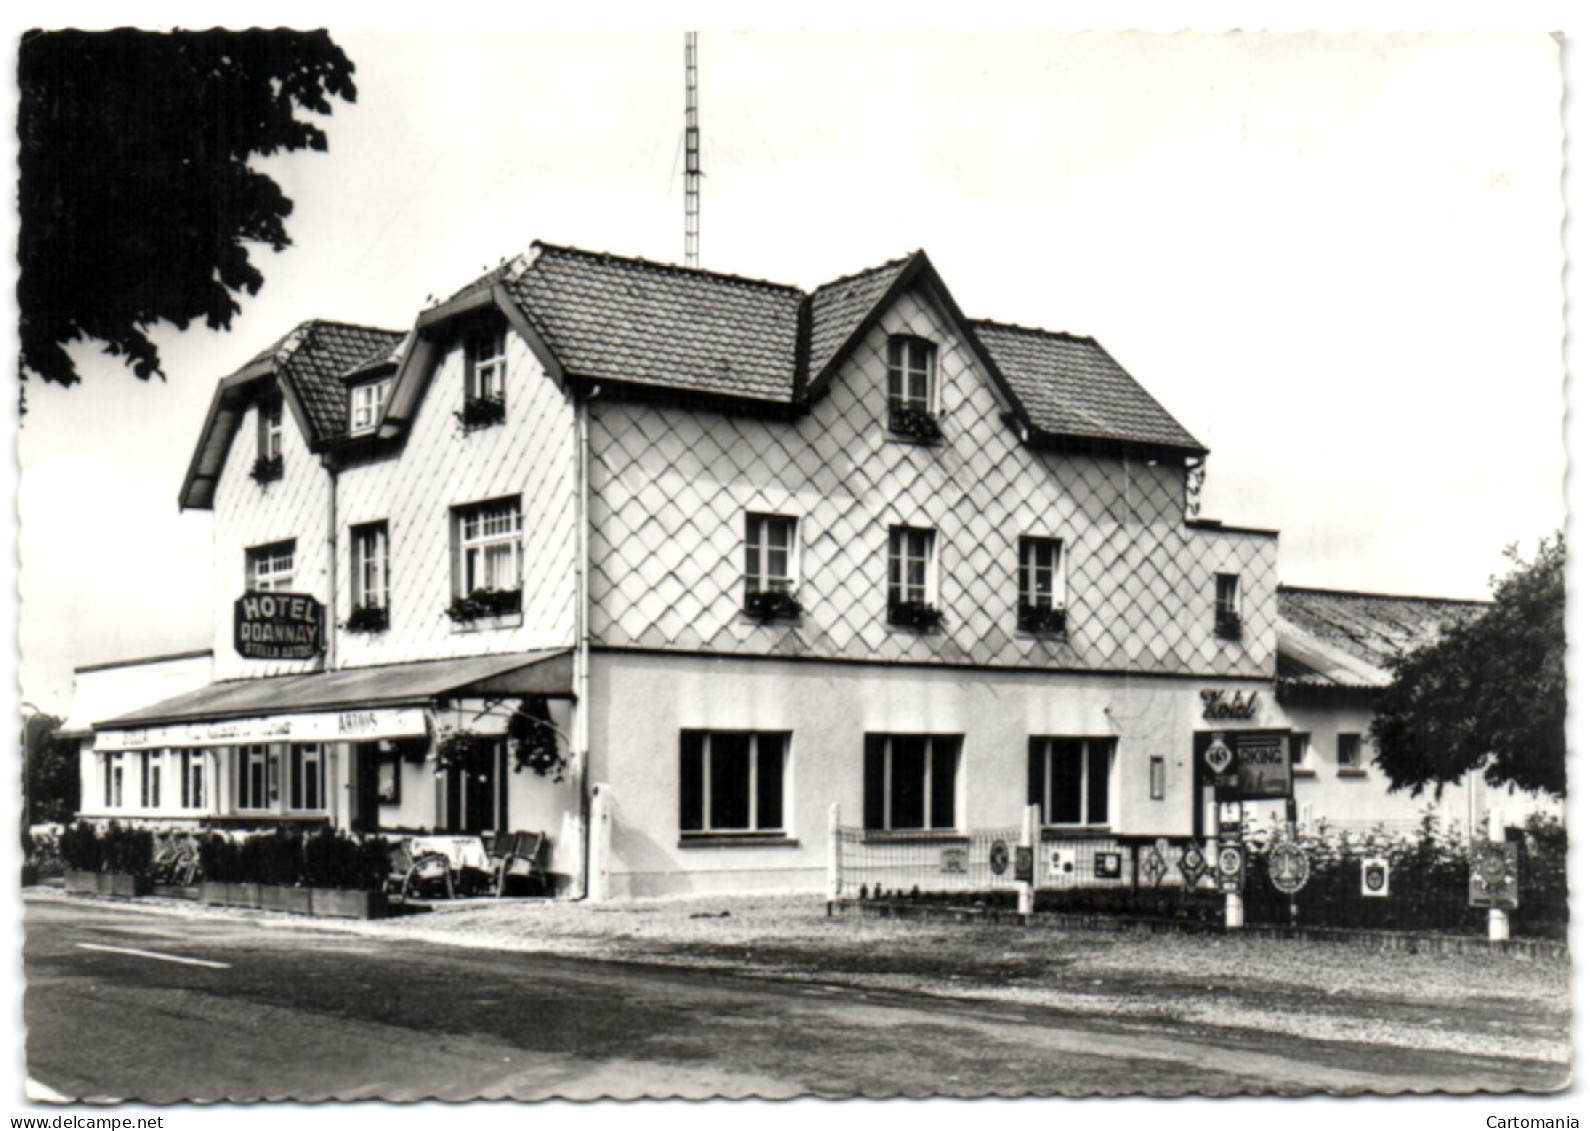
[181,242,1208,509]
[1276,586,1487,691]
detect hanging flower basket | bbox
[455,394,506,433]
[445,587,522,623]
[432,698,568,783]
[250,455,284,484]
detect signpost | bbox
[1469,814,1519,947]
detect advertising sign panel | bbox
[1468,840,1520,910]
[1360,856,1390,898]
[1268,842,1310,895]
[1195,730,1292,801]
[1216,844,1246,892]
[234,591,324,660]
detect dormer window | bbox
[458,328,508,431]
[350,378,393,434]
[886,336,942,442]
[251,398,284,484]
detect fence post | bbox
[1018,803,1039,918]
[827,802,843,907]
[1488,808,1510,942]
[588,782,612,902]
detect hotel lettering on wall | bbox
[1195,729,1292,801]
[234,592,325,660]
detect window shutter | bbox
[863,734,886,830]
[1027,738,1045,809]
[679,732,704,832]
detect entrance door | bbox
[352,743,380,832]
[442,741,505,834]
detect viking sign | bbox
[234,591,325,660]
[1196,730,1292,801]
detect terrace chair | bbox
[385,845,456,901]
[487,831,548,897]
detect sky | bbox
[13,29,1568,720]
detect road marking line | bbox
[76,942,231,969]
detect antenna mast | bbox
[684,31,701,268]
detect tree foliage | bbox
[1370,534,1566,798]
[18,29,357,389]
[23,711,79,824]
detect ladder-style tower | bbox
[684,32,701,268]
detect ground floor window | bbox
[238,745,272,810]
[1028,737,1113,827]
[1337,733,1364,772]
[180,751,206,810]
[139,751,160,809]
[289,744,325,811]
[679,731,788,835]
[103,755,123,809]
[863,734,960,831]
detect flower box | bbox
[455,394,506,432]
[887,600,943,630]
[1017,603,1068,635]
[259,885,315,914]
[887,402,943,443]
[345,605,389,633]
[64,870,101,896]
[1215,612,1243,641]
[310,888,389,920]
[446,587,522,623]
[250,454,284,484]
[65,870,151,898]
[745,587,803,622]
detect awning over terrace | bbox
[92,650,574,751]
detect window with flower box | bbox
[1017,536,1067,634]
[246,541,296,593]
[886,335,941,441]
[1028,737,1113,828]
[252,399,284,483]
[679,731,789,837]
[744,513,801,620]
[449,498,522,622]
[887,525,940,628]
[348,521,390,632]
[863,734,961,832]
[459,328,508,430]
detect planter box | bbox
[227,882,263,909]
[64,870,150,897]
[310,888,389,920]
[152,883,201,901]
[259,885,314,914]
[64,870,100,895]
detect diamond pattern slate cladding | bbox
[972,320,1203,452]
[508,244,804,402]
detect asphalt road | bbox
[23,896,1567,1101]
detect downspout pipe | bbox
[573,384,594,899]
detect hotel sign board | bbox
[234,592,324,660]
[1196,729,1292,801]
[95,707,429,751]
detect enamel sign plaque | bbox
[234,591,325,660]
[1196,730,1292,801]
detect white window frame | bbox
[238,745,273,811]
[466,328,508,403]
[888,526,937,608]
[680,731,789,835]
[139,751,160,809]
[1034,737,1114,828]
[260,399,283,460]
[349,378,392,433]
[289,743,326,812]
[351,522,390,610]
[456,499,523,596]
[1018,536,1065,610]
[1289,732,1314,774]
[744,513,799,596]
[180,750,206,810]
[1337,733,1364,771]
[105,754,124,809]
[869,734,961,832]
[247,541,296,593]
[1215,573,1242,623]
[886,335,937,413]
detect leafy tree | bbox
[18,29,357,391]
[22,711,79,825]
[1370,534,1566,798]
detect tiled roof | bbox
[506,244,805,403]
[806,256,912,384]
[226,320,405,442]
[1277,586,1487,689]
[972,320,1204,452]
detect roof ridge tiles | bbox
[969,316,1095,344]
[530,240,806,295]
[810,253,916,293]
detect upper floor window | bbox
[246,541,296,593]
[863,734,961,832]
[449,498,522,622]
[458,328,508,431]
[252,399,285,483]
[1017,537,1067,634]
[679,731,789,836]
[744,513,801,620]
[349,378,393,433]
[887,525,940,628]
[349,522,390,632]
[1337,733,1364,775]
[1214,573,1242,639]
[886,335,941,441]
[1029,737,1113,827]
